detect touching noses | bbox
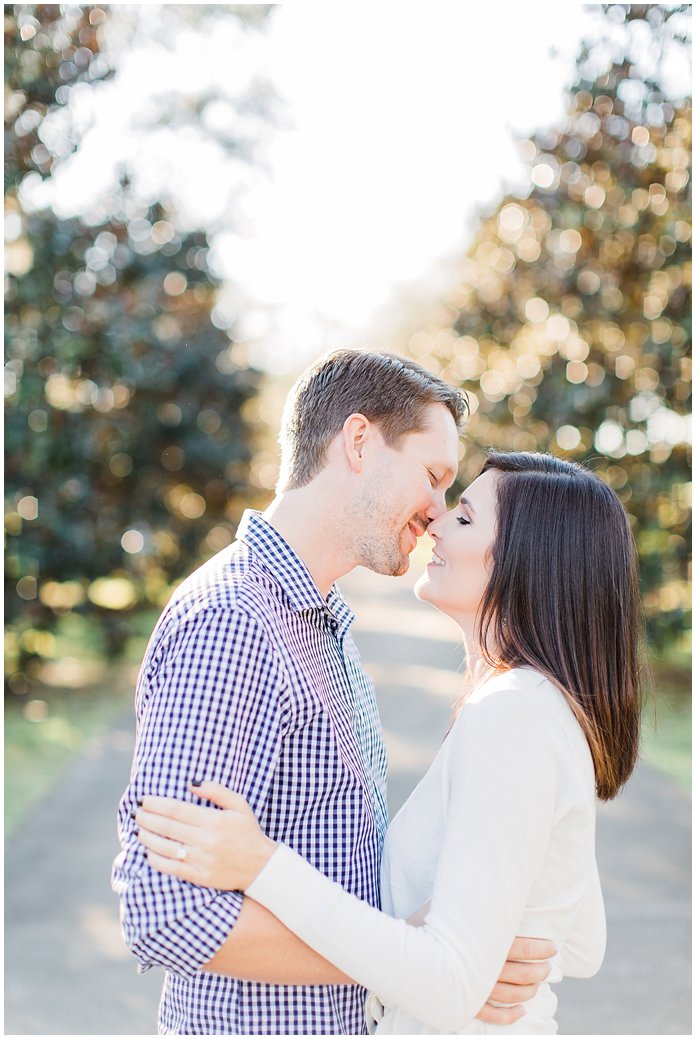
[425,511,445,540]
[426,486,448,523]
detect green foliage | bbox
[641,659,691,790]
[5,5,264,687]
[5,661,136,836]
[411,6,691,647]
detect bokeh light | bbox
[391,8,690,649]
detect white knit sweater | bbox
[248,667,606,1034]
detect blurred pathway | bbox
[5,564,691,1035]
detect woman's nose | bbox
[426,514,444,538]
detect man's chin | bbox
[367,550,410,578]
[375,556,410,578]
[359,535,412,577]
[391,557,410,577]
[391,542,413,576]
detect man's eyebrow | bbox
[459,495,475,512]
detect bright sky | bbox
[222,3,596,371]
[24,3,687,373]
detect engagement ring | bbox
[176,844,187,861]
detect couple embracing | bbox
[112,350,643,1035]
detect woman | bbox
[135,452,644,1034]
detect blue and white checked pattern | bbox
[112,510,389,1035]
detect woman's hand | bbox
[134,781,277,891]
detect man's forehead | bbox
[421,406,460,453]
[414,432,460,480]
[393,402,460,473]
[419,400,459,430]
[414,402,459,437]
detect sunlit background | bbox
[5,3,691,824]
[4,5,692,1034]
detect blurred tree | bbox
[5,5,268,688]
[409,4,691,648]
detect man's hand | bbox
[476,936,556,1027]
[406,910,555,1027]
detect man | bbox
[112,350,553,1034]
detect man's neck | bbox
[263,486,356,598]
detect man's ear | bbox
[342,413,372,473]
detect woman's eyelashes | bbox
[456,515,471,526]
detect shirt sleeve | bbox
[556,860,606,978]
[111,605,288,979]
[247,688,559,1033]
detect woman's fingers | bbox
[144,847,199,884]
[135,807,199,844]
[498,958,550,985]
[190,781,252,813]
[486,981,538,1004]
[475,1002,525,1026]
[138,825,189,861]
[507,936,556,962]
[138,827,224,889]
[140,795,212,826]
[133,785,264,892]
[138,787,252,821]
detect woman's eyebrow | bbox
[459,495,476,512]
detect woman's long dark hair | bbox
[476,451,645,801]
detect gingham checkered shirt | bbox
[112,510,389,1035]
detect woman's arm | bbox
[556,862,606,978]
[243,689,561,1033]
[136,723,557,1028]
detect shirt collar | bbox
[327,583,356,635]
[236,510,355,631]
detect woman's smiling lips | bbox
[428,549,446,568]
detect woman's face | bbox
[414,468,500,625]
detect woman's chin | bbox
[414,572,447,612]
[414,574,464,628]
[414,571,432,602]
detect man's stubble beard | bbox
[345,484,409,578]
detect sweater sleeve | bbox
[556,860,606,978]
[248,688,560,1033]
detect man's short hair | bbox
[278,349,468,490]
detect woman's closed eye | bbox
[456,516,471,526]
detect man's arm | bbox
[201,898,553,1023]
[112,606,287,978]
[202,898,355,985]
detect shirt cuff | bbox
[131,889,244,978]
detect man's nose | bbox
[426,489,448,521]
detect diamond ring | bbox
[176,844,187,861]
